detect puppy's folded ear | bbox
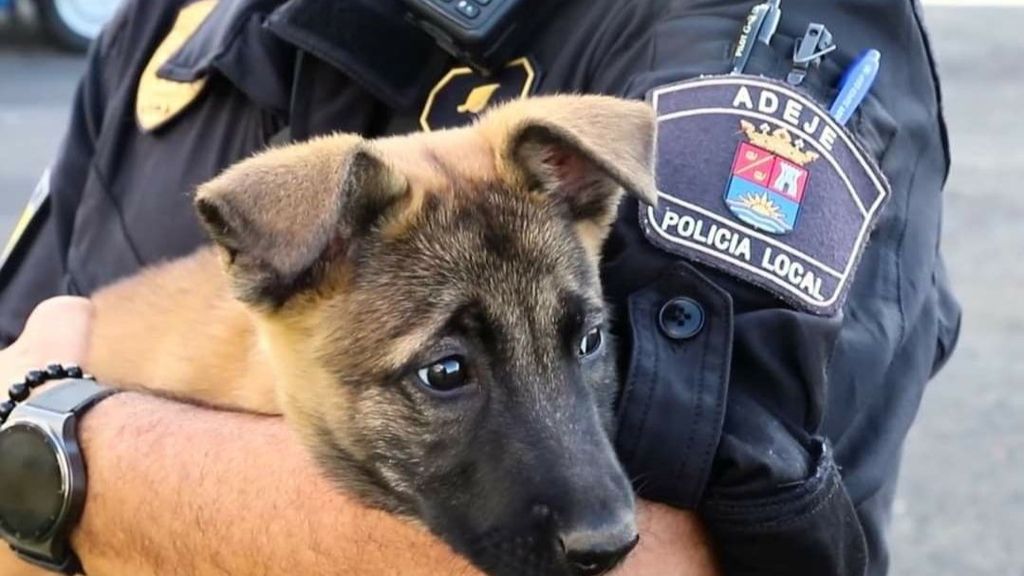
[195,135,408,307]
[483,95,657,250]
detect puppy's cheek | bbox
[280,384,359,452]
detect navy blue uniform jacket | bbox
[0,0,961,574]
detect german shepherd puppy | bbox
[87,95,658,576]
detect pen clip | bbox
[787,22,835,85]
[793,23,835,65]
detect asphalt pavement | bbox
[0,5,1021,575]
[0,7,81,239]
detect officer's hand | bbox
[616,499,719,575]
[0,296,94,383]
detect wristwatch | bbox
[0,377,116,574]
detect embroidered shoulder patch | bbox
[640,75,890,316]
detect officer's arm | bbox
[71,393,480,575]
[587,3,871,574]
[69,395,718,576]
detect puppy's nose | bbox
[558,521,639,576]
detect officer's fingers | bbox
[17,296,94,353]
[2,297,95,380]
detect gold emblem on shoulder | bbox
[420,57,537,132]
[136,0,218,132]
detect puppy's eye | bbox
[416,356,468,393]
[578,327,603,358]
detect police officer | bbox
[0,0,959,575]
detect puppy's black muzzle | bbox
[450,373,638,576]
[464,499,638,576]
[557,515,639,576]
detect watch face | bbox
[0,424,65,541]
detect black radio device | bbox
[400,0,548,74]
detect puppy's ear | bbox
[483,95,657,253]
[195,135,408,307]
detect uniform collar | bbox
[157,0,450,112]
[157,0,294,114]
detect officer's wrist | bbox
[69,390,150,574]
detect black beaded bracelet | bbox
[0,363,91,425]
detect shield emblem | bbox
[724,123,814,235]
[642,76,891,316]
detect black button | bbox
[473,0,492,4]
[455,0,480,18]
[658,297,705,340]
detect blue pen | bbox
[829,49,881,125]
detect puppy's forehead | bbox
[349,191,594,373]
[374,128,498,195]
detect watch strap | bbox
[23,379,116,415]
[16,546,83,576]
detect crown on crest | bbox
[739,120,820,166]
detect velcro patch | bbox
[640,75,890,316]
[420,57,538,132]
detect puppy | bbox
[88,95,658,576]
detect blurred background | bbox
[0,1,1021,574]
